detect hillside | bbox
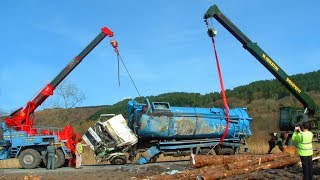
[90,70,320,119]
[34,106,108,132]
[29,70,320,139]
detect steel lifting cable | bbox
[110,40,142,97]
[205,19,231,144]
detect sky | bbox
[1,1,320,113]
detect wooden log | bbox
[191,154,253,168]
[201,155,300,180]
[151,153,294,180]
[227,152,290,170]
[191,153,290,168]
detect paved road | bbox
[0,161,190,180]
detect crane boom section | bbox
[5,27,114,132]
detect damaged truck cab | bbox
[82,114,138,165]
[128,98,253,164]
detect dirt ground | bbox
[0,160,319,180]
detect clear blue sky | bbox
[1,1,319,113]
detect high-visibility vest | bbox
[292,131,313,156]
[76,142,83,154]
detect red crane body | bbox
[4,27,116,153]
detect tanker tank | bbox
[128,99,253,141]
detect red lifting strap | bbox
[205,20,231,144]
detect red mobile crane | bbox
[2,27,118,167]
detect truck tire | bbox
[43,149,65,168]
[215,148,235,155]
[19,149,41,169]
[110,155,127,165]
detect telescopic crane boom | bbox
[204,5,319,127]
[5,27,116,134]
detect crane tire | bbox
[19,149,41,169]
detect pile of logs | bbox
[151,151,300,180]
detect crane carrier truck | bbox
[0,26,118,168]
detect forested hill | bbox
[89,70,320,120]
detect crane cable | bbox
[110,39,142,97]
[205,19,231,144]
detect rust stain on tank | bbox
[217,124,225,133]
[154,117,168,132]
[176,118,196,135]
[140,117,146,130]
[196,118,214,134]
[139,115,168,133]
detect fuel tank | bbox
[128,99,252,140]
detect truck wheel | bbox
[215,148,235,155]
[19,149,41,169]
[43,149,65,168]
[110,155,127,165]
[54,149,65,168]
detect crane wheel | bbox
[19,149,41,169]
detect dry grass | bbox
[0,158,21,168]
[82,146,98,165]
[23,174,41,180]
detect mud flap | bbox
[137,146,161,164]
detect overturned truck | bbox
[83,99,253,165]
[127,99,253,164]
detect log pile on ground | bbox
[150,151,300,180]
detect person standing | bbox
[75,140,83,169]
[292,122,313,180]
[46,141,56,170]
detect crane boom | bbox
[204,5,318,115]
[5,27,115,133]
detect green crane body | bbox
[204,5,319,131]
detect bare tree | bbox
[56,80,86,110]
[46,80,86,123]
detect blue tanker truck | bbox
[127,98,253,164]
[83,98,253,164]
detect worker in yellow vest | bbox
[75,139,83,169]
[292,122,313,180]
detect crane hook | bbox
[207,28,218,37]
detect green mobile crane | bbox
[203,5,320,150]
